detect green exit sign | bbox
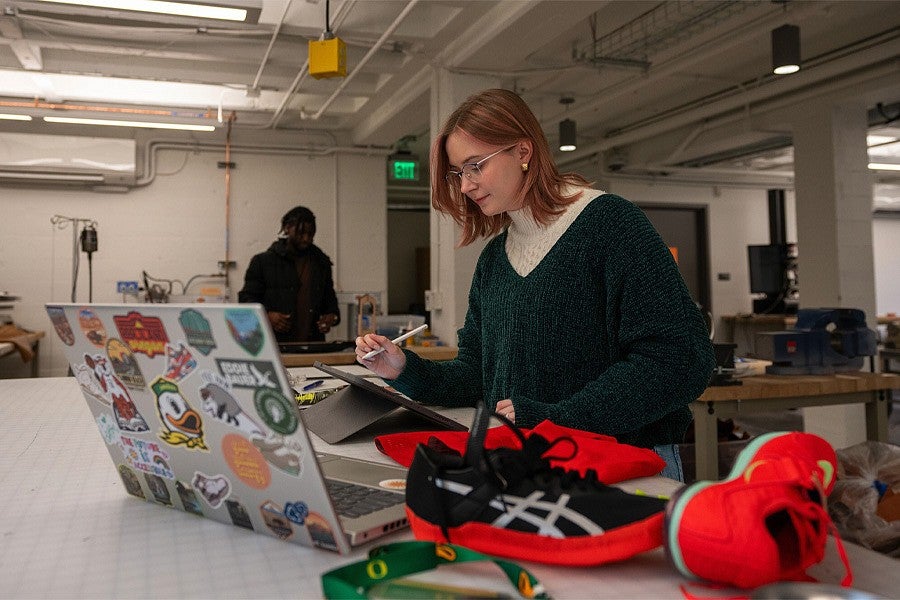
[389,158,418,181]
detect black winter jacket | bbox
[237,239,340,342]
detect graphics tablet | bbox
[302,361,468,443]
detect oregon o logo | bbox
[366,559,388,580]
[435,544,457,562]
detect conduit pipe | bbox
[266,0,357,129]
[134,138,391,187]
[309,0,419,121]
[250,0,293,92]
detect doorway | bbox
[637,204,711,314]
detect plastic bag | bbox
[828,441,900,557]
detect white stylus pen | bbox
[362,324,428,359]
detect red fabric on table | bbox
[374,419,665,483]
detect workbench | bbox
[2,376,896,599]
[691,372,899,481]
[280,344,457,367]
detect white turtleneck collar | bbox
[504,186,603,276]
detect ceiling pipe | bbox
[266,0,357,129]
[309,0,419,121]
[134,138,392,187]
[557,40,900,169]
[249,0,293,92]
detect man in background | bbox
[238,206,340,342]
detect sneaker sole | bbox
[664,431,791,579]
[407,506,665,566]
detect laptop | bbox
[305,361,468,444]
[45,302,411,554]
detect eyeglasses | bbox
[445,145,515,186]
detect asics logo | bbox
[435,478,604,537]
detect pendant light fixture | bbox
[772,24,801,75]
[559,96,576,152]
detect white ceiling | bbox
[1,0,899,187]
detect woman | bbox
[357,89,714,481]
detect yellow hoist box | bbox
[308,37,347,79]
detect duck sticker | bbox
[150,377,207,450]
[85,353,149,432]
[224,308,264,356]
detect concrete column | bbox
[427,69,500,345]
[792,99,876,449]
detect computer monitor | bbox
[748,244,786,294]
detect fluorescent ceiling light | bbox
[868,163,900,171]
[35,0,248,22]
[43,116,215,131]
[0,114,33,121]
[0,170,105,182]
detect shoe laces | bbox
[466,403,603,496]
[778,495,853,588]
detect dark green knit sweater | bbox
[391,193,715,448]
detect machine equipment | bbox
[755,308,877,375]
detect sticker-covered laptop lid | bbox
[45,302,352,554]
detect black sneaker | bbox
[404,403,668,566]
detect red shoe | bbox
[665,431,851,590]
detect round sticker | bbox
[222,433,271,489]
[253,388,298,434]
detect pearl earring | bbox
[521,163,529,172]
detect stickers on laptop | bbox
[224,308,264,356]
[118,464,145,499]
[222,433,271,490]
[47,306,75,346]
[305,512,338,552]
[164,341,198,381]
[197,372,264,437]
[114,311,169,358]
[145,473,173,506]
[253,388,298,435]
[260,500,294,540]
[107,338,146,390]
[78,307,108,347]
[284,501,310,525]
[179,308,217,356]
[250,434,303,476]
[85,353,149,432]
[192,471,231,509]
[150,377,208,450]
[215,359,280,390]
[226,499,254,530]
[176,481,204,516]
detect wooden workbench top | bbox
[699,371,900,402]
[280,344,458,367]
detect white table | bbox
[1,377,896,599]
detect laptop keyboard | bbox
[326,479,405,519]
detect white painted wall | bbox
[0,146,387,377]
[873,216,900,316]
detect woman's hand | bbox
[355,333,407,379]
[496,398,515,423]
